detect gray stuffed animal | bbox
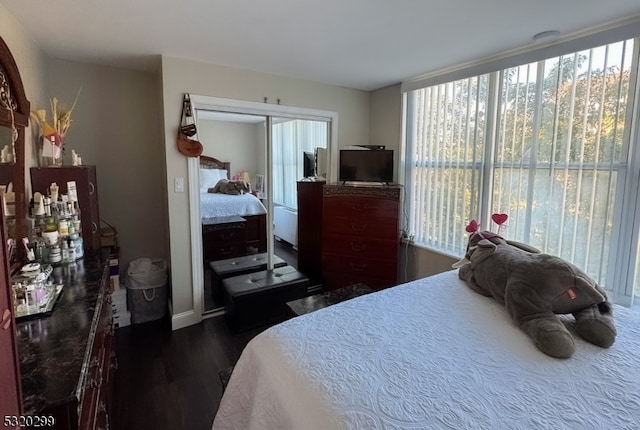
[208,179,251,195]
[453,229,616,358]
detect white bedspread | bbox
[213,270,640,430]
[200,192,266,218]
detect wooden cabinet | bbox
[322,184,400,290]
[79,284,114,430]
[202,216,247,261]
[17,256,115,430]
[297,180,325,283]
[30,166,102,252]
[0,205,22,424]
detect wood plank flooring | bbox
[111,316,267,430]
[111,240,298,430]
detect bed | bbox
[200,155,267,254]
[213,269,640,430]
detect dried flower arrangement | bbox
[30,89,81,163]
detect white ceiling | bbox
[3,0,640,91]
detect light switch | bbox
[175,177,184,193]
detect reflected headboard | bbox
[200,155,231,179]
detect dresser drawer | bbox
[323,214,398,239]
[79,289,112,430]
[323,196,398,219]
[323,233,398,259]
[322,253,397,279]
[203,223,247,261]
[321,271,397,291]
[202,223,246,242]
[204,242,247,261]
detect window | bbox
[405,38,640,304]
[271,119,328,209]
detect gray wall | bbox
[45,58,166,273]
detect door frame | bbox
[187,95,338,321]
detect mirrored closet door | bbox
[189,95,336,317]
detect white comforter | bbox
[200,192,266,219]
[213,270,640,430]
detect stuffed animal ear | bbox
[477,239,497,249]
[452,256,470,268]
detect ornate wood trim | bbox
[0,35,30,267]
[199,155,231,178]
[323,183,401,199]
[0,37,29,127]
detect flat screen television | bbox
[339,149,393,183]
[303,151,316,178]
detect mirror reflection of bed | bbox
[200,156,268,310]
[196,110,330,314]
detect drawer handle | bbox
[220,233,234,240]
[89,374,103,389]
[351,223,367,232]
[89,182,95,195]
[110,354,119,371]
[351,203,370,211]
[92,221,99,234]
[90,357,100,368]
[97,407,110,430]
[349,263,367,272]
[350,242,367,252]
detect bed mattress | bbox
[213,270,640,430]
[200,192,266,218]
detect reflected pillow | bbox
[199,168,228,192]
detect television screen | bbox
[303,151,316,178]
[339,149,393,183]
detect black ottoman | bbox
[210,253,287,304]
[223,266,310,332]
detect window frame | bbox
[401,35,640,305]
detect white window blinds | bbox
[404,38,640,304]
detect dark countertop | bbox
[16,253,108,414]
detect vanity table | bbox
[16,253,114,430]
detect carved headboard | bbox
[200,155,230,178]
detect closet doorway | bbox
[188,95,338,318]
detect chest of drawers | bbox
[17,256,115,430]
[321,185,400,290]
[202,216,247,261]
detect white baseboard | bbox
[171,309,201,331]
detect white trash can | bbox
[126,258,168,324]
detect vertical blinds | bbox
[405,38,639,303]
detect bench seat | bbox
[223,266,310,332]
[210,253,287,304]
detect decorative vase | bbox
[40,135,64,167]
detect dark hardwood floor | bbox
[112,240,298,429]
[111,315,267,430]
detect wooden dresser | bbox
[321,184,400,290]
[297,180,326,284]
[202,216,247,261]
[17,255,115,430]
